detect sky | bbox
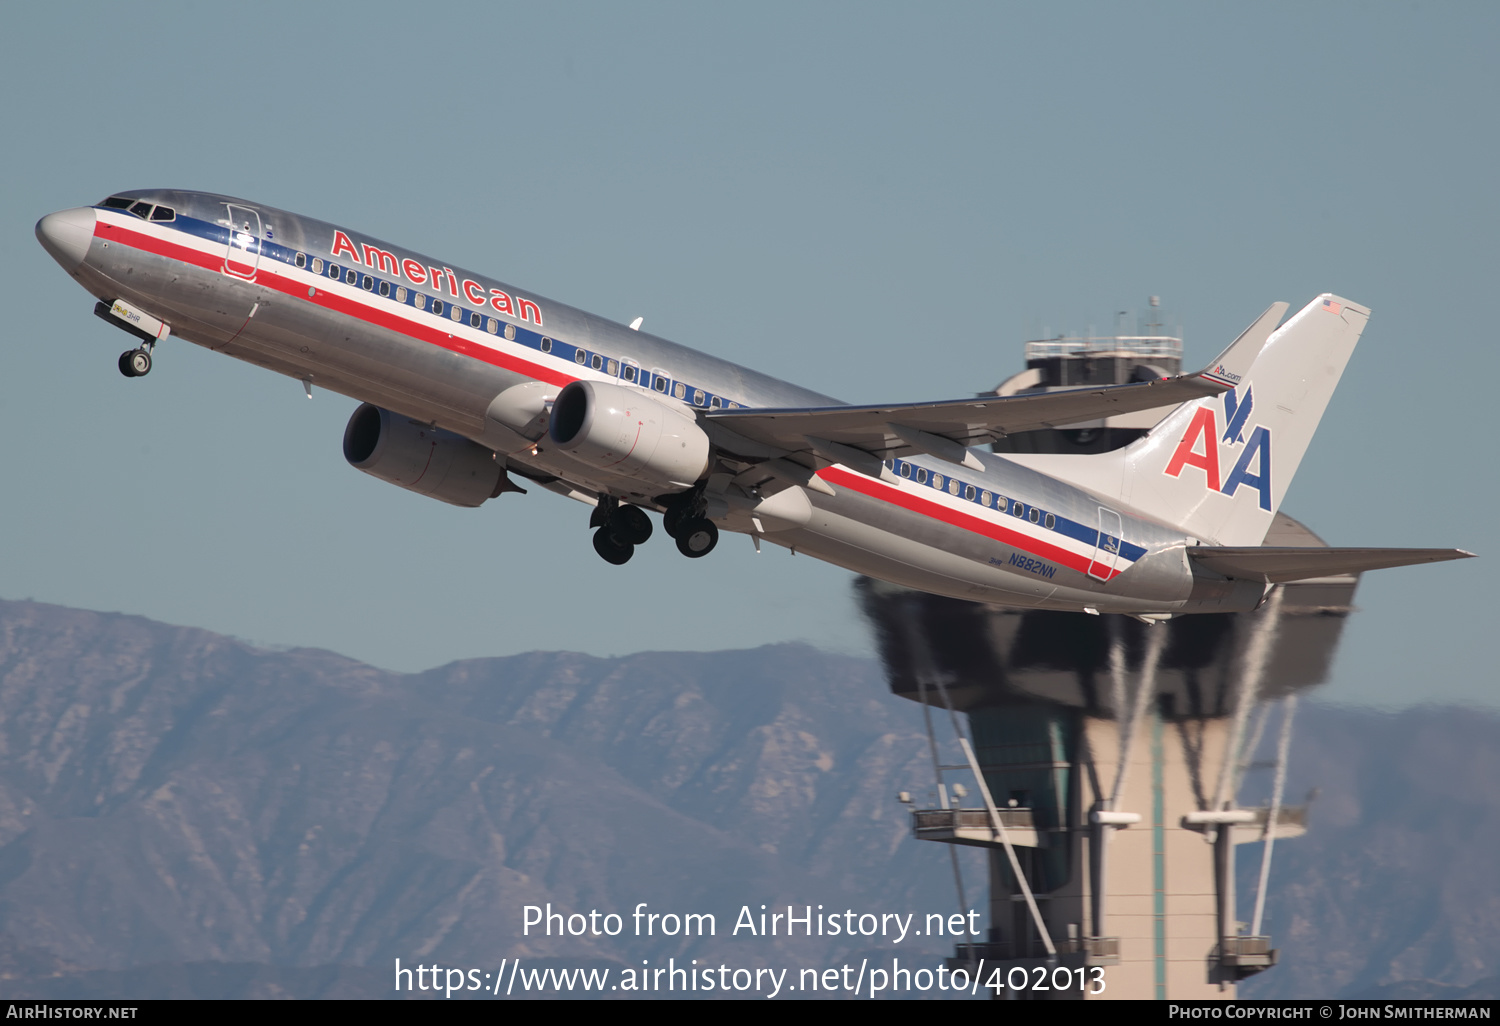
[2,2,1496,709]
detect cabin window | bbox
[917,469,928,484]
[149,206,176,222]
[361,275,373,291]
[591,354,603,371]
[101,196,133,210]
[673,382,686,400]
[539,337,551,352]
[379,281,390,298]
[1044,513,1056,530]
[607,359,618,375]
[129,201,153,218]
[932,473,943,490]
[394,286,406,303]
[964,485,976,501]
[311,257,323,274]
[654,377,668,393]
[981,491,992,506]
[1012,501,1025,518]
[693,389,705,406]
[295,253,306,269]
[949,479,960,496]
[1029,507,1040,524]
[451,305,464,323]
[414,294,427,310]
[709,395,720,409]
[996,495,1007,510]
[344,269,356,285]
[432,300,444,316]
[901,463,911,479]
[486,318,498,334]
[575,349,588,365]
[727,401,741,409]
[328,264,340,279]
[469,312,480,327]
[504,324,516,341]
[620,364,634,381]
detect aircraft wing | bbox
[704,302,1286,462]
[1188,546,1475,584]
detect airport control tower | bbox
[861,301,1358,999]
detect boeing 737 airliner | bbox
[35,191,1471,620]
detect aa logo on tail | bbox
[1163,386,1273,511]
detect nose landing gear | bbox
[118,346,153,377]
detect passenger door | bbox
[223,204,262,280]
[1088,507,1124,581]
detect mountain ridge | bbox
[0,598,1493,999]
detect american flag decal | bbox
[1323,299,1342,314]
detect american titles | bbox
[330,230,542,327]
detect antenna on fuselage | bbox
[629,317,643,331]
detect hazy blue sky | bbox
[3,2,1495,708]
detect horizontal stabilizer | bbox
[1188,546,1475,583]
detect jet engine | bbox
[343,403,510,507]
[547,380,710,491]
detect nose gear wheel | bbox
[118,348,152,377]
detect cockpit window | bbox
[101,196,134,210]
[129,201,153,218]
[149,206,176,222]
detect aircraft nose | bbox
[35,207,97,272]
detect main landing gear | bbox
[590,499,653,565]
[662,497,718,559]
[588,494,721,565]
[118,345,153,378]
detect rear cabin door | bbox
[1088,507,1124,581]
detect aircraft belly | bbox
[786,485,1193,611]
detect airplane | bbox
[35,191,1472,621]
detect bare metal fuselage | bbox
[42,189,1264,616]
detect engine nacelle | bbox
[343,403,508,507]
[548,380,710,490]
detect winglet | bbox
[1196,301,1289,389]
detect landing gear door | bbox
[223,204,262,280]
[1088,507,1124,581]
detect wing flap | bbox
[1188,546,1475,584]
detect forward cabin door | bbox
[222,204,263,280]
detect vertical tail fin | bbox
[1007,295,1370,545]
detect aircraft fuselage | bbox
[38,189,1268,617]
